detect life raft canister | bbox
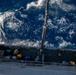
[17,54,22,59]
[70,61,75,65]
[13,49,19,55]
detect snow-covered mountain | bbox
[0,0,76,49]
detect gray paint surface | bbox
[0,62,76,75]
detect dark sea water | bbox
[0,0,76,49]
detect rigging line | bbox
[41,0,49,49]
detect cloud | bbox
[49,0,76,12]
[61,3,76,12]
[0,12,14,28]
[59,40,71,48]
[55,36,71,48]
[26,0,44,10]
[0,11,14,42]
[26,0,76,11]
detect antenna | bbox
[41,0,49,49]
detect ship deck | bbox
[0,62,76,75]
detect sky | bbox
[0,0,76,48]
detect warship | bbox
[0,0,76,75]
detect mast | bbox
[41,0,49,49]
